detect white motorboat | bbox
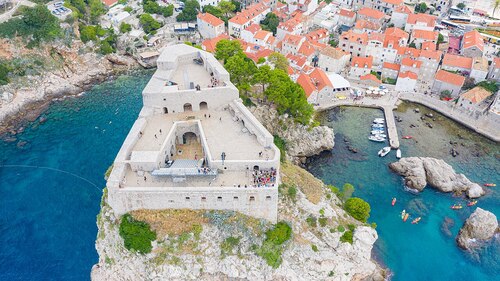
[372,124,385,128]
[396,149,402,159]
[371,130,385,135]
[378,147,391,157]
[369,135,386,142]
[373,120,385,124]
[374,118,385,122]
[373,133,387,138]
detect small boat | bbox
[396,149,402,159]
[373,120,385,125]
[372,124,385,128]
[371,130,385,135]
[484,183,496,187]
[411,217,421,224]
[378,146,391,157]
[374,118,385,122]
[403,213,409,222]
[401,210,406,219]
[391,197,396,206]
[451,204,463,210]
[467,200,477,207]
[369,135,386,142]
[372,133,387,138]
[402,136,413,139]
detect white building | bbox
[228,2,270,38]
[488,57,500,81]
[197,0,222,8]
[458,87,492,113]
[348,56,373,79]
[318,46,351,74]
[395,71,418,92]
[106,44,280,222]
[197,13,225,39]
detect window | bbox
[249,196,255,201]
[233,196,238,200]
[266,196,271,201]
[185,197,190,200]
[201,197,206,201]
[217,196,222,201]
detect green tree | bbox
[260,12,279,34]
[218,0,236,18]
[477,81,499,93]
[341,183,355,201]
[344,197,371,223]
[203,5,223,18]
[409,42,417,48]
[254,65,272,92]
[0,62,10,85]
[224,54,257,92]
[89,0,107,24]
[268,52,289,72]
[437,33,444,45]
[120,22,132,33]
[176,0,199,22]
[215,39,243,62]
[140,13,161,33]
[119,214,157,254]
[440,90,452,100]
[22,5,62,43]
[79,25,97,42]
[328,39,338,47]
[415,2,427,13]
[124,6,133,13]
[494,0,500,17]
[457,2,466,10]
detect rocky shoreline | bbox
[0,42,140,137]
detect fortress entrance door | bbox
[183,103,192,112]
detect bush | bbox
[477,81,499,93]
[255,221,292,268]
[273,135,287,163]
[257,57,266,64]
[344,198,371,223]
[119,214,157,254]
[340,229,354,244]
[440,90,452,100]
[287,184,297,200]
[311,244,318,252]
[221,236,240,255]
[120,22,132,33]
[306,216,317,227]
[341,183,355,201]
[337,225,345,232]
[0,62,11,85]
[318,217,327,227]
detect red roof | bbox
[245,48,273,63]
[201,34,230,52]
[383,62,401,71]
[420,49,442,60]
[339,8,356,18]
[297,73,316,97]
[399,71,418,80]
[402,57,422,68]
[382,0,403,4]
[407,13,437,27]
[244,23,262,34]
[435,70,465,86]
[197,13,224,26]
[354,20,381,31]
[358,7,385,20]
[412,29,438,41]
[442,54,473,69]
[394,5,412,14]
[229,3,268,25]
[102,0,117,7]
[462,30,484,51]
[360,74,381,84]
[309,68,332,91]
[351,56,373,68]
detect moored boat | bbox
[451,204,463,210]
[467,200,477,207]
[378,147,391,157]
[373,133,387,138]
[372,124,385,128]
[396,149,402,159]
[369,135,386,142]
[371,130,385,135]
[411,217,421,224]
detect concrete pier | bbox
[382,105,400,149]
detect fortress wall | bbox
[108,186,279,222]
[229,101,274,148]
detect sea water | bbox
[0,73,498,280]
[0,71,151,280]
[308,106,500,281]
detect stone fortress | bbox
[106,44,280,222]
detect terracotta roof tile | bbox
[197,13,224,26]
[351,56,373,68]
[339,8,356,18]
[297,73,315,97]
[383,62,401,71]
[354,20,381,31]
[442,54,473,69]
[399,71,418,79]
[460,87,492,103]
[360,74,381,84]
[419,49,442,60]
[358,7,385,20]
[382,0,403,5]
[462,30,484,51]
[407,13,437,27]
[394,5,412,14]
[229,3,268,25]
[412,29,438,41]
[202,34,230,52]
[402,57,422,68]
[435,70,465,86]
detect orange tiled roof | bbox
[360,74,381,84]
[382,0,403,5]
[278,15,302,32]
[460,87,492,104]
[383,62,401,71]
[412,29,438,40]
[385,27,409,40]
[320,46,349,59]
[244,23,262,34]
[394,5,412,14]
[229,3,268,25]
[102,0,118,7]
[494,57,500,68]
[421,41,437,50]
[306,28,329,41]
[420,49,442,60]
[358,7,385,20]
[339,8,356,18]
[286,53,307,68]
[310,68,333,91]
[341,30,369,44]
[442,54,473,69]
[298,41,315,57]
[462,30,484,51]
[297,73,316,97]
[407,13,437,27]
[355,20,381,31]
[399,71,418,79]
[245,48,273,63]
[396,46,421,57]
[283,34,305,47]
[197,12,224,26]
[202,34,230,52]
[402,57,422,68]
[435,70,465,86]
[254,30,271,40]
[369,32,385,43]
[351,56,373,68]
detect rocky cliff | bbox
[250,105,335,163]
[0,39,137,135]
[456,208,499,251]
[92,164,384,281]
[389,157,485,198]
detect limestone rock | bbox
[250,105,334,163]
[389,157,485,198]
[456,208,499,251]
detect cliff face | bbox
[250,105,335,164]
[92,164,384,281]
[0,39,137,134]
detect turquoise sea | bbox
[0,72,498,280]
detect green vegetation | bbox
[273,135,287,162]
[119,214,157,254]
[124,6,133,13]
[0,5,62,46]
[383,78,397,85]
[440,90,452,100]
[477,81,499,93]
[140,13,161,34]
[0,62,11,85]
[215,40,312,125]
[344,198,371,223]
[409,42,417,48]
[120,22,132,33]
[337,225,345,232]
[260,12,279,34]
[370,71,381,80]
[306,215,317,227]
[340,183,355,201]
[221,236,241,256]
[176,0,199,22]
[202,1,239,24]
[329,39,338,47]
[415,2,427,13]
[257,57,266,64]
[64,0,107,24]
[340,228,354,244]
[143,0,173,17]
[311,244,318,252]
[437,33,444,45]
[457,2,466,10]
[318,217,327,227]
[79,24,117,54]
[254,221,292,268]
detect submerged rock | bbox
[441,217,455,238]
[456,208,499,251]
[389,157,485,198]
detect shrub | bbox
[119,214,157,254]
[311,244,318,252]
[257,57,266,64]
[344,198,371,223]
[221,236,240,255]
[273,135,286,163]
[440,90,452,100]
[340,229,353,244]
[265,221,292,245]
[341,183,355,201]
[306,216,317,228]
[255,221,292,268]
[120,22,132,33]
[318,217,327,227]
[337,225,345,232]
[0,62,11,85]
[477,81,499,93]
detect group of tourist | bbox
[252,168,277,187]
[208,77,220,88]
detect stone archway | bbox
[199,101,208,110]
[163,107,168,114]
[183,103,192,112]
